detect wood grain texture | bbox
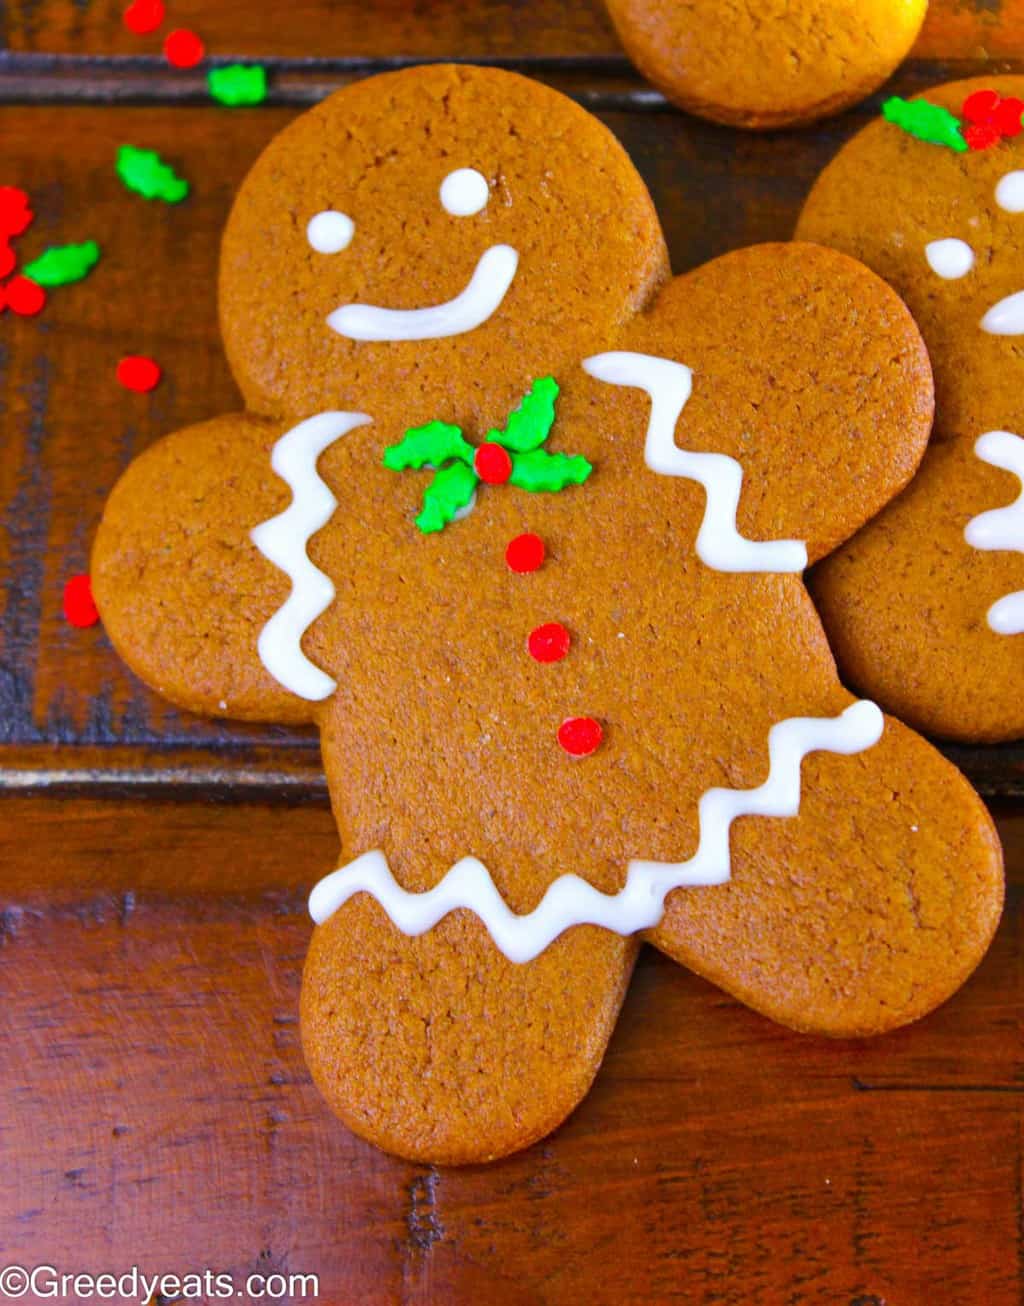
[1,797,1021,1302]
[2,0,1024,61]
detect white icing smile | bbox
[327,244,519,342]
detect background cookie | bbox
[94,66,1002,1164]
[603,0,928,128]
[798,77,1024,742]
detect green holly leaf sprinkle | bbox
[882,97,967,152]
[487,375,559,452]
[116,144,190,203]
[22,240,100,287]
[208,64,268,108]
[509,449,592,493]
[383,420,474,471]
[416,462,479,534]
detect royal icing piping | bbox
[307,210,354,254]
[981,290,1024,335]
[925,238,975,280]
[964,430,1024,634]
[996,170,1024,212]
[309,700,884,962]
[583,352,808,573]
[440,168,489,217]
[327,244,519,341]
[251,411,371,699]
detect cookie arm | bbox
[92,412,319,725]
[589,243,934,565]
[644,712,1003,1036]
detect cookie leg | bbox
[92,413,315,724]
[302,900,638,1163]
[644,715,1003,1036]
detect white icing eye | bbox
[925,237,975,280]
[307,210,354,254]
[996,171,1024,213]
[440,168,489,217]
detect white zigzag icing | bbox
[582,351,808,573]
[309,701,884,962]
[964,430,1024,635]
[251,412,371,700]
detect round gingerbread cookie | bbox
[604,0,927,128]
[798,77,1024,742]
[94,65,1002,1165]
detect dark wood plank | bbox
[1,797,1020,1301]
[2,0,1023,61]
[2,98,1023,794]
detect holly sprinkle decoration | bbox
[382,377,593,533]
[883,89,1024,153]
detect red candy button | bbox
[164,28,205,68]
[117,355,162,393]
[506,532,545,573]
[63,575,100,628]
[474,442,512,485]
[6,276,45,317]
[558,716,603,757]
[123,0,165,34]
[528,622,570,663]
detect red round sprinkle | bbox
[558,716,603,757]
[0,243,14,279]
[965,122,1001,151]
[0,186,32,237]
[63,574,100,628]
[164,28,205,68]
[6,276,45,317]
[474,442,513,485]
[505,532,545,573]
[963,89,1000,124]
[123,0,165,35]
[117,354,162,393]
[528,621,570,663]
[995,96,1024,138]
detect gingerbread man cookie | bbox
[604,0,927,128]
[93,66,1002,1164]
[799,78,1024,742]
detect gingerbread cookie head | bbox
[93,66,1002,1165]
[219,65,669,425]
[798,77,1024,741]
[603,0,927,129]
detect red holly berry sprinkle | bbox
[558,716,603,757]
[964,122,1001,151]
[474,442,513,485]
[963,89,1000,124]
[995,97,1024,138]
[0,243,14,280]
[5,276,46,317]
[505,532,546,573]
[123,0,165,35]
[0,187,33,238]
[164,29,205,69]
[63,575,100,628]
[117,355,162,392]
[528,621,570,663]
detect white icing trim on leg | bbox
[309,701,883,962]
[964,429,1024,634]
[251,411,371,700]
[582,351,807,573]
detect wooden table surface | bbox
[1,3,1022,1302]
